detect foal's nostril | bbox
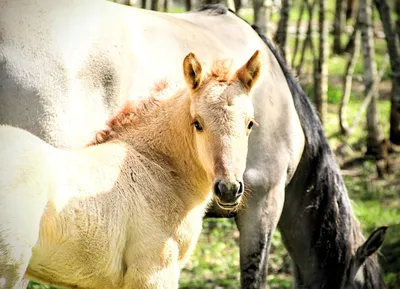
[214,180,243,207]
[216,180,243,198]
[214,181,222,197]
[237,181,244,197]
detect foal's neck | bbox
[121,90,211,200]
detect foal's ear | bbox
[183,52,203,91]
[236,50,262,91]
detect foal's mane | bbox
[88,58,236,146]
[88,80,173,146]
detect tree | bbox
[234,0,242,13]
[115,0,131,5]
[359,0,385,157]
[333,0,347,54]
[314,0,329,124]
[374,0,400,145]
[295,0,316,76]
[185,0,191,11]
[253,0,269,35]
[274,0,290,61]
[339,27,361,135]
[151,0,159,11]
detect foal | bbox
[0,51,262,289]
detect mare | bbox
[0,51,261,289]
[0,1,387,288]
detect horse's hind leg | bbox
[235,169,285,288]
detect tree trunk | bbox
[339,27,361,135]
[390,83,400,144]
[141,0,147,9]
[296,0,316,76]
[115,0,130,5]
[359,0,385,157]
[226,0,236,11]
[199,0,217,8]
[185,0,191,11]
[234,0,242,13]
[253,0,269,35]
[314,0,329,124]
[163,0,168,12]
[274,0,290,61]
[151,0,158,11]
[375,0,400,144]
[333,0,347,54]
[291,0,306,68]
[346,55,389,137]
[346,0,356,20]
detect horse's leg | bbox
[235,172,285,289]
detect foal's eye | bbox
[193,120,203,132]
[247,121,255,130]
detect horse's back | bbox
[0,0,136,147]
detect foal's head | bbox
[182,50,262,210]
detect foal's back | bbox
[0,125,57,287]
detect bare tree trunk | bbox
[163,0,168,12]
[347,55,389,136]
[253,0,269,35]
[314,0,329,124]
[359,0,385,157]
[346,0,356,20]
[234,0,242,13]
[185,0,191,11]
[375,0,400,144]
[296,0,316,76]
[333,0,347,54]
[199,0,216,8]
[151,0,159,11]
[226,0,236,11]
[115,0,130,5]
[339,28,361,135]
[291,0,306,68]
[141,0,147,9]
[274,0,290,62]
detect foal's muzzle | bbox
[213,180,244,210]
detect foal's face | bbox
[183,51,262,210]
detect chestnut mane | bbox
[88,80,176,146]
[88,59,237,146]
[207,59,235,83]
